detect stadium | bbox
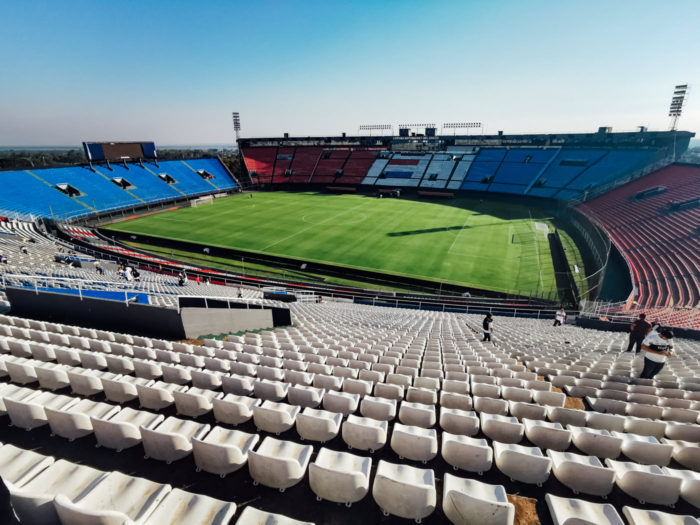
[1,3,700,525]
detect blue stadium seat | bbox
[564,150,656,191]
[0,158,236,220]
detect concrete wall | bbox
[180,307,274,337]
[5,287,187,339]
[5,287,290,340]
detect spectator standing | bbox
[482,313,494,342]
[627,313,651,353]
[639,329,674,379]
[553,307,566,327]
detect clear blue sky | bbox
[1,0,698,146]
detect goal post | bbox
[191,195,214,207]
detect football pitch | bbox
[106,192,579,296]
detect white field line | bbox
[446,213,472,255]
[260,201,370,252]
[529,210,544,292]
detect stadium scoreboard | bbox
[83,141,157,162]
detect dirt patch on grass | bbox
[551,386,563,393]
[565,397,586,410]
[537,376,545,381]
[176,338,205,346]
[508,494,540,525]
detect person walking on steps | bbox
[483,313,494,342]
[639,328,674,379]
[627,313,651,353]
[553,307,566,327]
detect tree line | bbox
[0,148,242,179]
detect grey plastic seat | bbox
[390,423,438,463]
[443,474,514,525]
[372,460,436,522]
[398,400,436,428]
[136,381,182,410]
[509,401,547,420]
[91,408,164,451]
[248,436,313,490]
[34,362,70,390]
[661,438,700,470]
[253,378,289,401]
[4,459,107,525]
[569,425,622,459]
[235,506,314,525]
[624,415,667,439]
[665,421,700,442]
[0,443,54,487]
[221,374,255,396]
[192,426,259,477]
[441,432,493,474]
[473,396,509,416]
[547,450,615,497]
[323,390,360,416]
[140,416,211,463]
[605,459,682,505]
[342,414,388,452]
[546,494,623,525]
[45,399,119,441]
[547,406,587,427]
[101,375,153,404]
[139,487,236,525]
[173,386,222,417]
[622,506,699,525]
[661,467,700,509]
[5,391,77,430]
[524,419,572,451]
[493,441,551,485]
[309,448,371,506]
[440,408,479,436]
[481,413,524,443]
[53,470,171,525]
[611,431,673,466]
[296,407,343,442]
[360,395,397,421]
[212,394,261,425]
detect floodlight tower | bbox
[232,112,241,141]
[668,84,688,131]
[668,85,689,161]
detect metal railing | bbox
[579,299,700,330]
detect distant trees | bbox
[0,147,242,178]
[0,149,85,170]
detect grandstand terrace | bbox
[240,128,693,201]
[578,164,700,328]
[0,158,237,222]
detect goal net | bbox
[191,195,214,207]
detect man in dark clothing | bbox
[482,313,494,342]
[627,313,651,353]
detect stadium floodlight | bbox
[442,122,482,135]
[668,84,688,131]
[358,124,392,136]
[398,123,436,129]
[232,112,241,141]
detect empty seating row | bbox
[0,442,235,525]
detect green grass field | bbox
[106,192,584,297]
